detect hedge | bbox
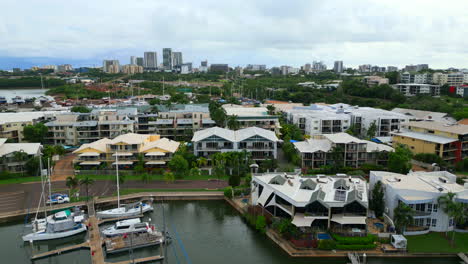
[331,234,376,245]
[317,239,337,250]
[335,244,377,250]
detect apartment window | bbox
[426,218,431,227]
[449,218,454,227]
[432,204,438,212]
[415,203,425,211]
[431,219,437,227]
[427,204,432,212]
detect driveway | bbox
[51,153,76,181]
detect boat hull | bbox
[22,224,87,242]
[96,204,153,219]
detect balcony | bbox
[413,210,432,217]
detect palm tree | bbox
[227,115,240,130]
[13,150,29,176]
[79,176,95,201]
[65,176,79,198]
[164,171,175,184]
[393,202,414,234]
[197,157,208,168]
[450,202,468,242]
[438,192,456,236]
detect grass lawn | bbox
[118,188,222,195]
[76,173,228,181]
[406,232,468,253]
[0,176,41,185]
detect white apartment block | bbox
[286,104,408,137]
[393,83,440,97]
[433,72,468,86]
[370,171,468,235]
[222,104,280,134]
[192,126,279,161]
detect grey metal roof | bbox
[269,175,286,185]
[300,179,317,190]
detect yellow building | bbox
[392,121,468,164]
[72,133,180,169]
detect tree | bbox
[260,158,278,173]
[168,155,189,179]
[227,115,240,130]
[164,171,175,184]
[345,124,357,136]
[228,175,241,187]
[189,167,201,179]
[23,123,48,143]
[266,105,276,115]
[438,192,456,236]
[370,181,385,218]
[140,173,151,183]
[71,106,91,113]
[197,157,208,168]
[388,144,412,174]
[366,121,377,139]
[450,202,468,241]
[280,123,303,141]
[25,156,40,176]
[65,176,79,197]
[393,202,414,234]
[329,146,344,171]
[79,176,95,201]
[13,151,29,176]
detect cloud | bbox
[1,0,468,69]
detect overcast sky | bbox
[1,0,468,69]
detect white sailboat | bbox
[102,218,155,237]
[23,158,87,242]
[96,153,153,219]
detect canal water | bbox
[0,200,459,264]
[0,88,48,102]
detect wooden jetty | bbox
[105,232,164,254]
[458,253,468,264]
[31,242,90,260]
[111,255,164,264]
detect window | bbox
[426,218,431,227]
[427,204,432,212]
[431,219,437,227]
[432,204,438,212]
[415,204,425,211]
[449,218,454,227]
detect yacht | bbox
[102,218,153,237]
[22,208,87,241]
[0,96,7,104]
[96,201,153,219]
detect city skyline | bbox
[1,0,468,70]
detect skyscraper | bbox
[103,60,120,73]
[144,52,158,69]
[333,61,343,73]
[172,52,183,67]
[200,60,208,72]
[130,56,137,65]
[136,57,144,67]
[163,48,172,70]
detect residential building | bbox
[391,121,468,164]
[404,64,428,72]
[130,56,137,65]
[192,126,279,161]
[245,64,267,71]
[122,64,144,74]
[363,76,389,86]
[285,104,408,137]
[387,66,398,72]
[0,111,66,142]
[333,61,343,73]
[303,63,311,73]
[45,109,137,146]
[433,72,467,86]
[210,64,229,73]
[72,133,180,170]
[393,83,440,96]
[251,172,369,230]
[136,57,144,67]
[0,138,42,173]
[414,73,433,84]
[400,72,414,84]
[144,52,158,70]
[391,108,456,123]
[294,133,393,169]
[57,64,73,73]
[312,61,327,72]
[369,170,468,234]
[172,52,183,67]
[456,85,468,97]
[180,63,192,74]
[103,60,120,73]
[163,48,172,70]
[222,104,280,134]
[200,60,208,72]
[358,64,371,73]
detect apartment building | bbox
[0,138,42,173]
[0,111,66,142]
[192,126,279,162]
[46,109,136,145]
[363,76,389,86]
[391,121,468,164]
[222,104,280,134]
[433,72,467,86]
[137,104,215,141]
[294,133,393,169]
[369,171,468,234]
[391,108,456,123]
[393,83,440,97]
[251,172,368,230]
[72,133,179,169]
[400,72,433,84]
[285,104,408,137]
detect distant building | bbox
[333,61,343,73]
[404,64,428,72]
[393,83,440,96]
[312,61,326,72]
[270,67,281,75]
[0,111,65,142]
[303,63,311,73]
[387,66,398,72]
[0,138,42,174]
[57,64,73,73]
[130,56,136,65]
[363,76,389,86]
[122,64,144,74]
[172,52,183,67]
[433,72,467,86]
[163,48,172,70]
[103,60,120,73]
[180,63,193,74]
[143,52,158,69]
[210,64,229,73]
[245,64,267,71]
[136,57,144,67]
[391,108,456,123]
[200,60,208,72]
[358,64,371,73]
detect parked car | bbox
[46,194,70,204]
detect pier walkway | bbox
[31,242,90,260]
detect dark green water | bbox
[0,200,459,264]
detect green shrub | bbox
[228,175,241,187]
[331,234,376,245]
[335,244,376,250]
[413,153,446,165]
[317,239,337,250]
[255,215,267,234]
[223,186,233,198]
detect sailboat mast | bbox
[116,153,120,208]
[47,158,53,211]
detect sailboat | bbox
[96,153,153,219]
[22,158,87,242]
